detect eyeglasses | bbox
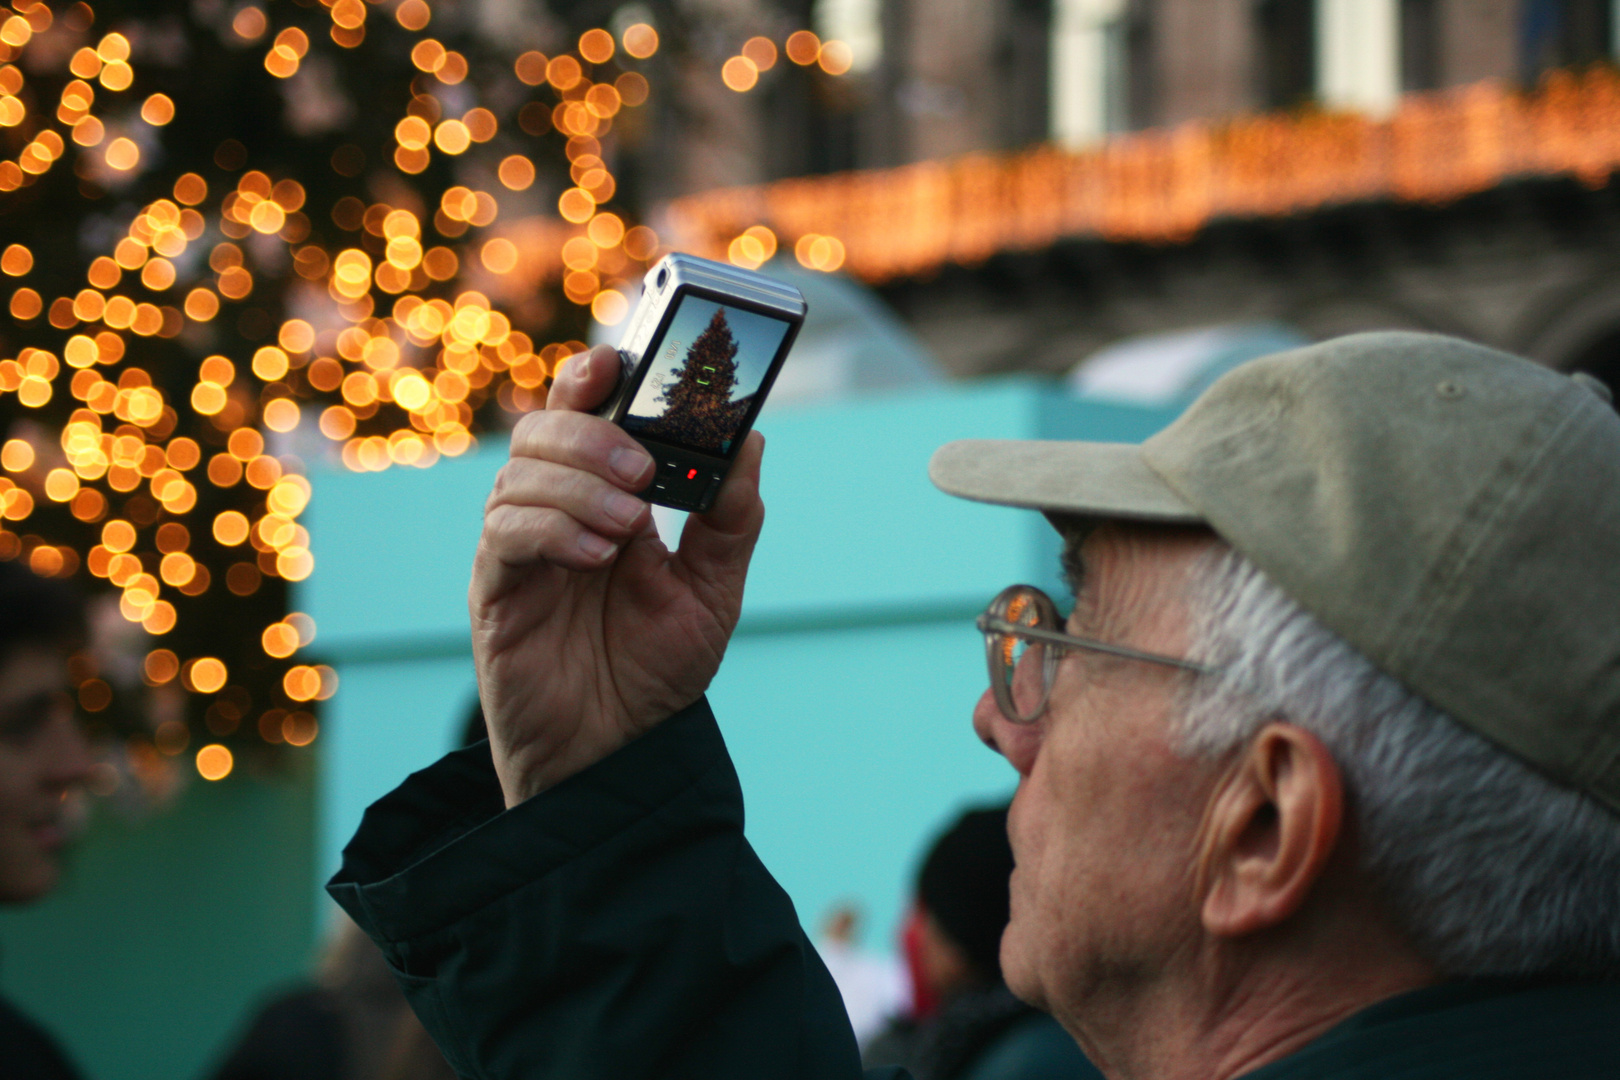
[977,584,1220,724]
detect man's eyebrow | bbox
[1056,516,1095,599]
[1061,546,1085,599]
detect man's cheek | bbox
[1007,860,1027,920]
[998,901,1042,1006]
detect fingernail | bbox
[602,490,644,527]
[573,352,592,380]
[578,532,616,560]
[609,446,651,484]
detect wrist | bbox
[491,723,636,808]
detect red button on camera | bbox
[687,468,698,480]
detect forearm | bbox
[328,699,877,1080]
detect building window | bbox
[1050,0,1129,147]
[1315,0,1399,117]
[815,0,884,75]
[1521,0,1612,81]
[1400,0,1439,91]
[1256,0,1316,109]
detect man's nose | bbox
[972,687,1042,777]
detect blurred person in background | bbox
[864,805,1100,1080]
[817,902,908,1050]
[208,914,456,1080]
[0,561,95,1080]
[328,334,1620,1079]
[207,699,489,1080]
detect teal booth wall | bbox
[302,377,1180,949]
[0,377,1178,1080]
[0,763,319,1080]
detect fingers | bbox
[482,426,655,573]
[700,430,765,536]
[506,409,655,495]
[473,373,659,588]
[547,343,623,413]
[676,431,766,589]
[495,449,649,528]
[481,501,625,572]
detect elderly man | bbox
[330,332,1620,1079]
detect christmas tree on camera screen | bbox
[625,297,789,454]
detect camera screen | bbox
[622,296,792,456]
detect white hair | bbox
[1176,543,1620,977]
[1166,544,1620,977]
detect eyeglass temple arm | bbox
[976,615,1221,676]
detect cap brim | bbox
[929,440,1204,523]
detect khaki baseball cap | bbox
[930,332,1620,812]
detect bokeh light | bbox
[187,657,228,694]
[785,30,820,65]
[196,743,233,780]
[0,3,696,780]
[622,23,658,59]
[722,57,759,93]
[743,37,778,71]
[818,40,854,76]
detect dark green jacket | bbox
[1241,977,1620,1079]
[329,699,1620,1080]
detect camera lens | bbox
[656,268,668,290]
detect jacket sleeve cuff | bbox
[325,696,732,948]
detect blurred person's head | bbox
[931,333,1620,1073]
[904,805,1014,1014]
[0,560,92,903]
[819,902,861,946]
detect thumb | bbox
[674,431,766,597]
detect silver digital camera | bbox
[595,253,807,513]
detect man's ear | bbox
[1198,723,1345,938]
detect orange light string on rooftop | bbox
[671,67,1620,284]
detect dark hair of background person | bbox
[0,562,85,663]
[865,804,1102,1080]
[917,806,1015,984]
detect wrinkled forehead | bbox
[1050,515,1221,634]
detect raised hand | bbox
[469,344,766,807]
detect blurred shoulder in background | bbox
[207,913,456,1080]
[206,694,488,1080]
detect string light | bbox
[0,2,679,780]
[722,57,759,93]
[671,68,1620,283]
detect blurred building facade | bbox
[576,0,1620,392]
[587,0,1616,187]
[865,0,1620,392]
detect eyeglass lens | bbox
[989,587,1060,723]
